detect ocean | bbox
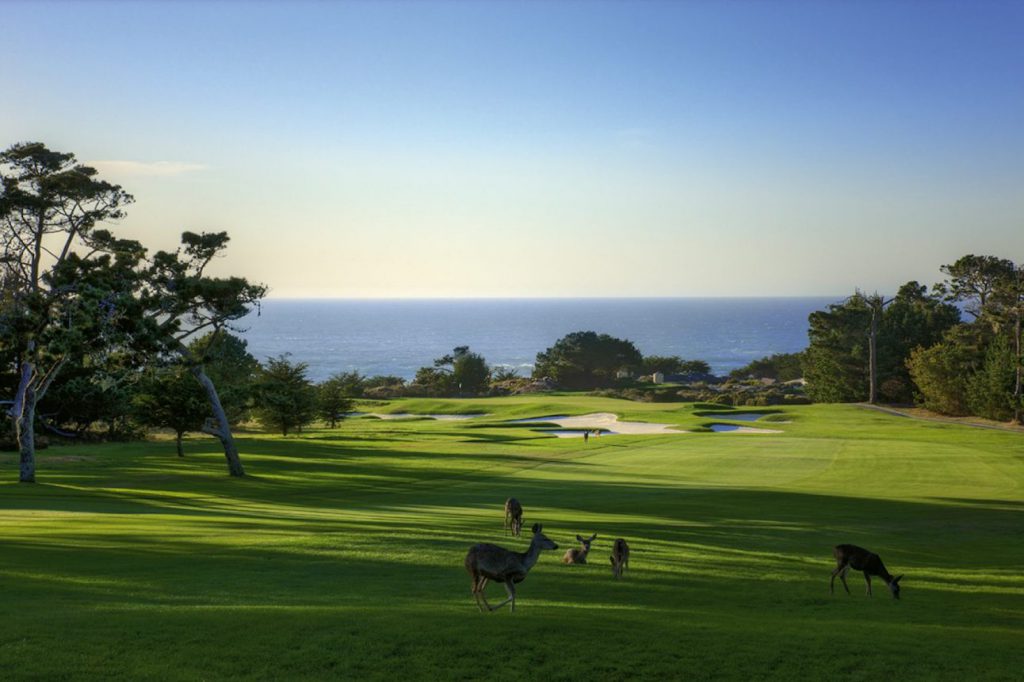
[236,297,839,382]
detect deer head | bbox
[889,575,903,599]
[576,533,597,554]
[533,523,559,551]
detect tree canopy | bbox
[533,331,643,389]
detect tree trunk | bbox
[189,365,246,477]
[17,388,37,484]
[175,431,185,458]
[868,308,879,405]
[1014,312,1022,425]
[10,359,37,483]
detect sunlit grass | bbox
[1,397,1022,680]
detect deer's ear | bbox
[893,575,903,584]
[576,534,584,542]
[532,523,541,534]
[591,533,598,541]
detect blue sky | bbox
[3,1,1022,297]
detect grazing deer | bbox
[464,523,559,613]
[830,544,903,599]
[504,497,523,537]
[562,533,597,564]
[610,538,630,578]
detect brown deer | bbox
[464,523,559,613]
[610,538,630,578]
[504,497,523,536]
[830,544,903,599]
[562,532,597,564]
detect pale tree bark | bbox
[12,362,36,483]
[188,364,245,477]
[1014,312,1022,425]
[9,351,67,483]
[868,309,879,405]
[864,294,892,405]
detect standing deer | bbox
[464,523,559,613]
[504,497,523,536]
[610,538,630,578]
[562,533,597,564]
[830,544,903,599]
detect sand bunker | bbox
[508,413,684,437]
[708,423,782,434]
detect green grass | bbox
[1,397,1022,680]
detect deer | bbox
[504,497,523,537]
[610,538,630,578]
[830,544,903,599]
[562,532,597,564]
[464,523,559,613]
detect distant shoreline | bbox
[238,298,831,382]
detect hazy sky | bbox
[4,1,1022,298]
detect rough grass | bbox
[1,397,1022,680]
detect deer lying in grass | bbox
[504,497,523,536]
[562,533,597,564]
[610,538,630,578]
[830,544,903,599]
[464,523,559,613]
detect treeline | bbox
[800,256,1022,423]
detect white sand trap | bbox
[508,412,684,436]
[708,423,782,434]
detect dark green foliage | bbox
[804,283,959,404]
[187,332,259,425]
[317,374,356,428]
[730,352,804,382]
[938,255,1015,319]
[907,325,985,416]
[877,282,961,402]
[363,375,405,389]
[490,366,521,383]
[804,296,871,402]
[41,356,138,439]
[534,331,643,389]
[413,346,491,396]
[641,355,711,377]
[253,355,316,436]
[1,142,140,480]
[966,335,1016,421]
[324,371,366,398]
[132,366,209,456]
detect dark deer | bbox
[610,538,630,578]
[464,523,559,613]
[562,532,597,564]
[504,497,523,536]
[830,544,903,599]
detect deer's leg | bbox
[864,572,872,596]
[489,581,516,612]
[830,563,844,594]
[470,573,487,612]
[476,577,496,611]
[838,566,851,595]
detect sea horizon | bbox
[237,297,840,382]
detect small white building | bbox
[651,372,665,384]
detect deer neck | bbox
[873,559,894,583]
[520,537,546,571]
